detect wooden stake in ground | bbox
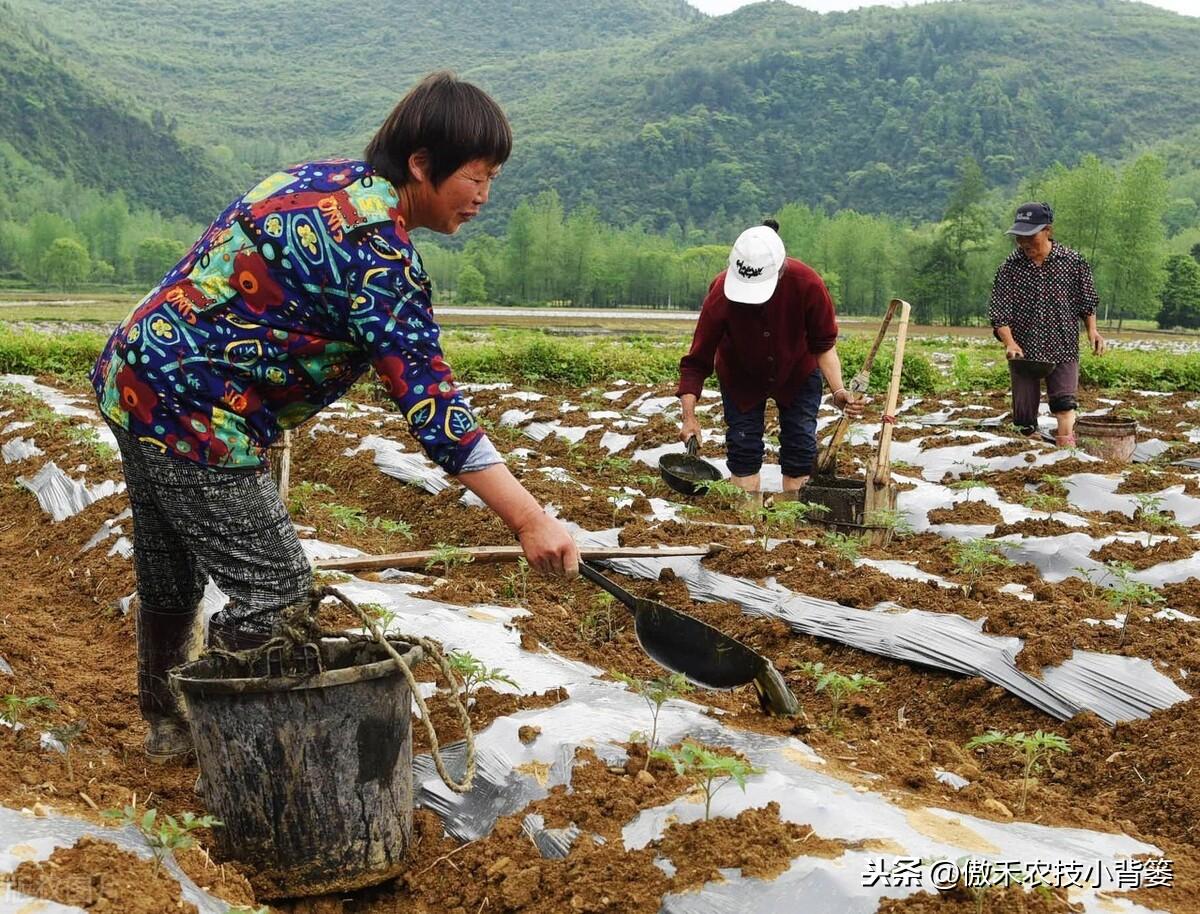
[863,298,911,546]
[313,543,722,574]
[269,429,292,501]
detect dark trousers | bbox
[108,422,311,719]
[1010,360,1079,434]
[722,369,824,478]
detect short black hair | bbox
[762,218,780,232]
[365,71,512,189]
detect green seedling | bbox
[600,455,633,475]
[864,508,914,538]
[675,503,705,527]
[319,501,367,532]
[359,602,397,631]
[312,569,352,586]
[800,662,882,731]
[65,425,117,463]
[1022,492,1067,521]
[370,517,414,541]
[757,501,830,548]
[1133,493,1181,544]
[650,741,764,821]
[0,694,57,733]
[1038,474,1067,495]
[425,543,474,578]
[965,730,1071,814]
[633,474,662,491]
[1073,566,1102,598]
[694,478,745,507]
[500,557,530,602]
[102,804,222,873]
[287,480,334,514]
[1104,560,1165,646]
[950,538,1012,586]
[47,721,86,780]
[446,651,518,702]
[820,531,862,566]
[612,671,693,754]
[949,478,989,501]
[579,592,625,645]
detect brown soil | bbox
[927,502,1005,526]
[9,836,199,914]
[991,518,1079,538]
[4,380,1199,914]
[975,439,1042,458]
[920,434,989,451]
[1090,535,1200,570]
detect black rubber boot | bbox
[135,602,197,764]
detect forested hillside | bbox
[0,5,240,219]
[8,0,1200,231]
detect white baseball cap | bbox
[723,225,786,304]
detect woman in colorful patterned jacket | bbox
[92,72,580,762]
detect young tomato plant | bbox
[102,804,222,873]
[1103,560,1165,646]
[800,662,882,731]
[650,741,763,821]
[500,557,531,602]
[611,671,693,753]
[965,730,1071,814]
[694,478,745,508]
[446,651,518,702]
[949,478,989,502]
[0,694,57,735]
[579,592,625,645]
[820,531,862,566]
[47,720,86,780]
[949,538,1012,589]
[425,543,475,578]
[864,508,914,538]
[756,500,829,547]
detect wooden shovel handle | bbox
[873,299,911,485]
[815,299,901,476]
[313,544,720,574]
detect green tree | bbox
[133,237,186,285]
[40,237,90,289]
[1102,155,1168,327]
[1157,254,1200,329]
[457,262,487,303]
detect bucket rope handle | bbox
[269,586,477,794]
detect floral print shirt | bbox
[92,159,497,475]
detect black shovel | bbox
[659,436,721,497]
[580,562,799,716]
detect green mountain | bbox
[6,0,1200,230]
[0,3,242,219]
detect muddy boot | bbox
[136,605,196,765]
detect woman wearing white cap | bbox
[676,220,862,505]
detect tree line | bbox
[2,152,1199,329]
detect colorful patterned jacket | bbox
[91,159,497,475]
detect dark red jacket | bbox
[677,258,839,411]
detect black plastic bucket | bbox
[172,638,423,899]
[801,476,866,528]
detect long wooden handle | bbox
[873,299,911,485]
[815,300,901,476]
[313,543,720,573]
[854,297,900,390]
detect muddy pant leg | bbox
[1008,363,1042,435]
[1046,360,1080,416]
[721,390,767,478]
[144,459,312,638]
[777,369,824,478]
[108,423,206,722]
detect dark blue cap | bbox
[1006,202,1053,236]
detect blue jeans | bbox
[722,369,824,478]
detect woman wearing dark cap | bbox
[989,202,1105,446]
[91,71,580,762]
